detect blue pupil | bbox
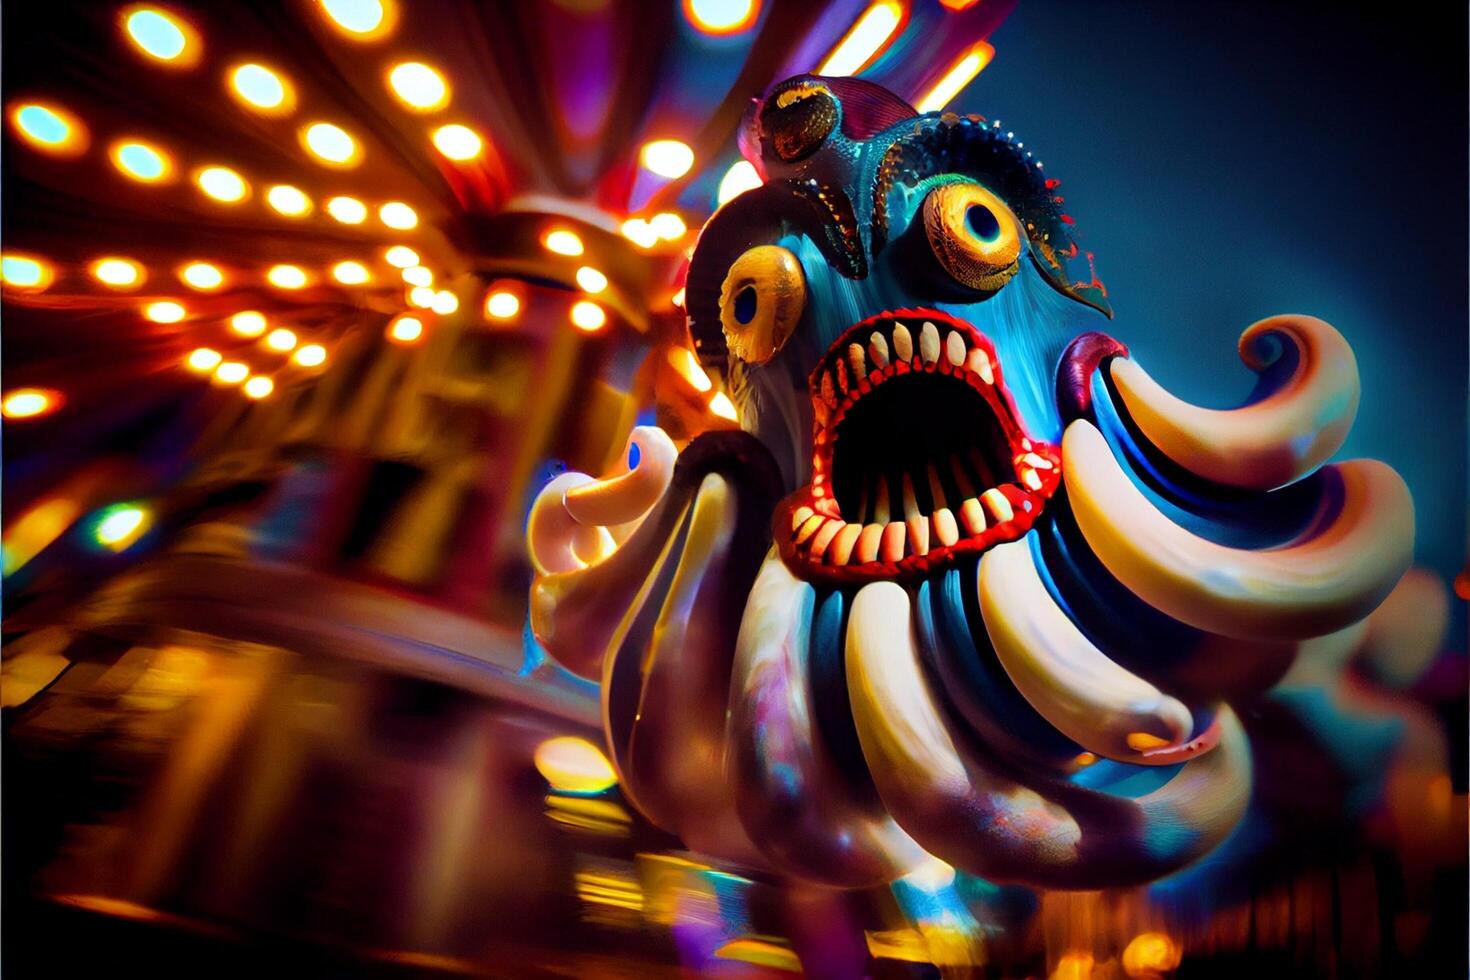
[734,285,758,324]
[966,204,1001,243]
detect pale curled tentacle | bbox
[726,554,926,886]
[526,425,678,576]
[977,538,1195,764]
[846,581,1250,888]
[1109,315,1359,490]
[1063,419,1413,640]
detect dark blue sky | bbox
[963,1,1466,602]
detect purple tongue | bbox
[1055,331,1127,424]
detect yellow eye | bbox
[922,183,1023,292]
[719,245,806,364]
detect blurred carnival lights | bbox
[319,0,396,40]
[111,139,171,181]
[716,160,762,204]
[229,63,293,114]
[387,314,423,343]
[432,123,483,161]
[2,388,61,420]
[230,310,267,337]
[484,290,520,319]
[915,40,994,112]
[144,300,185,323]
[185,347,222,372]
[570,300,606,332]
[214,361,249,384]
[543,228,584,256]
[575,266,608,294]
[533,736,618,794]
[265,328,298,352]
[326,195,367,223]
[388,61,449,110]
[121,6,200,67]
[10,102,86,155]
[196,165,248,203]
[384,245,418,268]
[243,375,275,399]
[2,255,54,291]
[379,201,417,228]
[818,0,904,76]
[267,184,312,216]
[293,344,327,367]
[267,264,308,289]
[640,139,694,179]
[332,260,371,284]
[179,261,224,290]
[302,121,360,166]
[92,502,151,551]
[91,257,144,288]
[683,0,759,35]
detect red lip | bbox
[775,307,1062,584]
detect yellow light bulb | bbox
[543,229,583,256]
[379,201,417,229]
[387,314,423,343]
[407,285,436,308]
[230,63,292,113]
[214,361,249,385]
[230,311,267,337]
[326,196,367,224]
[293,344,327,367]
[266,184,311,217]
[144,300,186,323]
[709,391,738,420]
[179,261,224,290]
[401,265,433,287]
[266,264,308,290]
[570,300,606,332]
[649,212,686,240]
[575,266,608,293]
[243,375,275,399]
[332,260,371,285]
[533,737,618,794]
[91,257,144,288]
[683,0,758,34]
[186,347,222,372]
[384,245,419,268]
[1,388,60,419]
[1,254,53,291]
[320,0,394,39]
[640,139,694,179]
[388,61,449,110]
[716,159,762,204]
[432,123,483,161]
[196,165,248,203]
[110,139,172,182]
[122,7,199,66]
[302,122,360,166]
[265,327,298,352]
[431,289,458,314]
[484,291,520,319]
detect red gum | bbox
[776,307,1064,585]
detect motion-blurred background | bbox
[2,1,1464,976]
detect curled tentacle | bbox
[978,538,1198,764]
[1109,315,1359,491]
[727,554,926,886]
[846,581,1250,888]
[526,425,678,576]
[1063,419,1413,640]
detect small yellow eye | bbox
[719,245,806,364]
[922,182,1023,292]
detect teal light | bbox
[16,105,68,145]
[117,143,165,180]
[126,9,187,61]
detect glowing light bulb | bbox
[144,300,186,323]
[431,289,458,314]
[230,63,291,113]
[484,291,519,319]
[2,388,59,419]
[683,0,758,35]
[243,375,274,399]
[293,344,327,367]
[407,285,436,308]
[384,245,418,268]
[94,503,150,550]
[215,361,249,385]
[267,184,311,217]
[570,300,606,332]
[320,0,393,38]
[640,139,694,179]
[186,347,222,372]
[319,197,364,225]
[332,260,370,285]
[302,122,359,166]
[379,201,417,229]
[123,7,197,65]
[230,311,267,337]
[91,257,144,288]
[111,139,171,182]
[401,265,433,287]
[179,261,224,290]
[717,159,762,204]
[533,737,617,794]
[620,218,660,249]
[388,62,448,110]
[267,264,308,290]
[543,229,583,256]
[915,41,993,113]
[575,266,608,294]
[666,347,712,392]
[196,166,248,203]
[432,123,483,160]
[11,102,87,155]
[649,212,686,240]
[2,255,54,291]
[387,314,423,343]
[709,391,738,420]
[265,327,298,352]
[818,1,903,76]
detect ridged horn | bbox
[1063,419,1413,640]
[1109,315,1359,490]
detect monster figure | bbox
[526,76,1414,889]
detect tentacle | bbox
[846,582,1250,888]
[978,538,1198,764]
[726,554,925,886]
[1063,419,1413,640]
[526,426,677,576]
[1108,315,1359,491]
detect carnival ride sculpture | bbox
[526,74,1414,890]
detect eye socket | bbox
[922,183,1023,293]
[719,245,806,364]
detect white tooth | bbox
[880,522,907,562]
[873,476,891,523]
[809,519,843,558]
[945,330,966,366]
[931,508,960,547]
[920,321,941,364]
[868,332,890,369]
[827,522,862,564]
[981,488,1014,523]
[906,515,930,556]
[966,347,994,384]
[791,505,815,530]
[794,513,825,545]
[960,497,987,535]
[1023,451,1053,470]
[857,523,885,563]
[1022,468,1043,491]
[848,343,866,381]
[892,323,913,362]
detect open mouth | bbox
[775,308,1062,583]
